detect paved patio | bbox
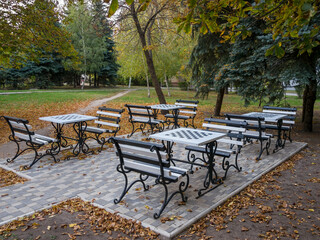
[0,132,307,239]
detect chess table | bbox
[243,112,287,151]
[39,114,98,159]
[150,104,183,129]
[150,128,226,197]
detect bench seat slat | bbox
[185,145,232,157]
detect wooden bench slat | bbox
[262,109,296,115]
[121,145,168,159]
[203,123,246,133]
[96,111,121,118]
[217,138,244,146]
[179,110,197,115]
[124,161,175,180]
[33,134,58,143]
[175,102,197,107]
[94,120,119,128]
[9,121,32,130]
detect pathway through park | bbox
[0,89,134,159]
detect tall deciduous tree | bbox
[114,0,178,104]
[0,0,78,68]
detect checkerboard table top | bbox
[243,112,286,122]
[150,104,183,110]
[150,128,226,146]
[39,114,98,124]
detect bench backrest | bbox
[95,107,124,133]
[3,116,34,142]
[203,118,247,145]
[263,106,297,124]
[110,137,172,178]
[225,114,269,140]
[125,104,155,122]
[175,99,199,117]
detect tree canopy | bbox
[0,0,78,68]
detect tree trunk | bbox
[302,78,317,132]
[128,76,131,88]
[94,72,97,87]
[146,73,150,98]
[225,84,229,94]
[164,73,171,97]
[214,87,225,116]
[130,3,166,104]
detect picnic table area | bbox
[0,101,311,239]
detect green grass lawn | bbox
[110,88,319,111]
[0,89,122,110]
[0,87,319,111]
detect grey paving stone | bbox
[0,134,307,239]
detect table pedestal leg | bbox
[274,119,286,153]
[197,141,222,198]
[172,109,180,129]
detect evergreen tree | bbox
[93,1,119,86]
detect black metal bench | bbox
[185,118,247,180]
[2,116,59,169]
[225,114,271,160]
[109,137,189,219]
[165,99,199,128]
[83,107,124,151]
[263,106,297,142]
[125,104,164,137]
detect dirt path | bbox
[0,89,133,159]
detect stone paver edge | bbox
[0,164,33,180]
[165,142,308,239]
[0,142,308,240]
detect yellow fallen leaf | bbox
[69,223,77,228]
[308,209,314,212]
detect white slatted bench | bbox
[225,114,272,160]
[263,106,297,142]
[2,116,59,169]
[125,104,164,137]
[83,107,124,150]
[109,137,189,219]
[165,99,199,128]
[185,118,247,179]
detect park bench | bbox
[109,137,189,219]
[82,106,124,151]
[263,106,297,142]
[185,118,247,180]
[225,114,272,160]
[165,99,199,128]
[2,116,59,169]
[125,104,164,137]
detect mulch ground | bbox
[0,116,319,239]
